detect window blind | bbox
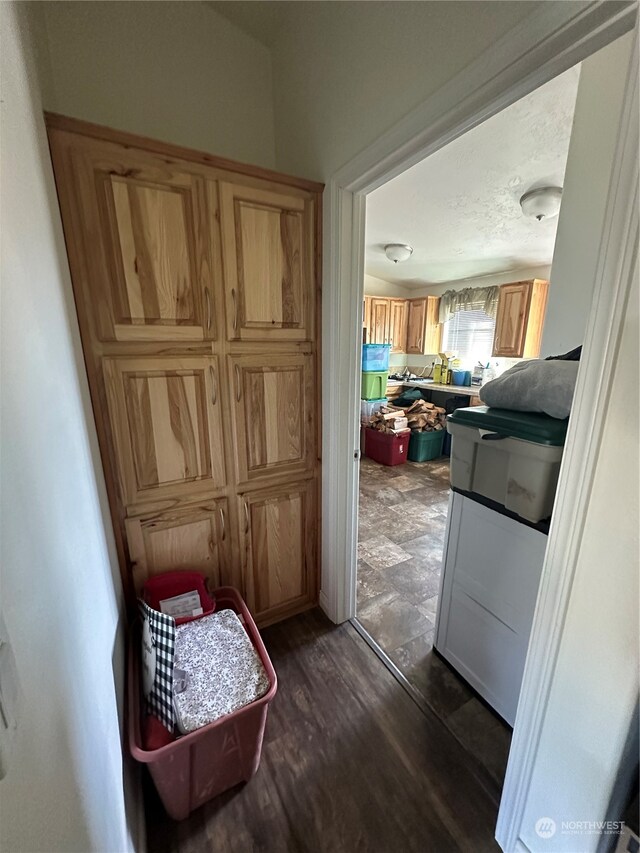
[441,306,496,365]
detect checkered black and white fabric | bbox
[139,600,176,732]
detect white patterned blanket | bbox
[173,609,270,734]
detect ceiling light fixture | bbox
[519,187,563,222]
[384,243,413,263]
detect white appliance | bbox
[435,492,547,725]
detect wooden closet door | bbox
[104,355,226,507]
[240,480,316,625]
[228,353,314,485]
[125,499,229,594]
[219,182,313,341]
[51,133,219,342]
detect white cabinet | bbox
[435,492,547,725]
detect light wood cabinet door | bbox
[423,295,442,354]
[407,299,427,353]
[407,297,441,354]
[104,355,226,507]
[240,480,316,625]
[363,296,372,343]
[370,298,390,344]
[228,353,314,485]
[55,137,219,343]
[492,282,531,357]
[388,299,409,353]
[219,182,314,341]
[125,500,229,594]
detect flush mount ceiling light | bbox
[384,243,413,263]
[519,186,563,222]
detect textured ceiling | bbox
[365,64,580,288]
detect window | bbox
[441,306,496,365]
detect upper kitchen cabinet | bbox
[48,130,219,343]
[369,298,391,344]
[103,355,226,507]
[407,296,441,354]
[228,353,314,485]
[492,279,549,358]
[388,298,409,353]
[363,296,372,343]
[219,182,315,342]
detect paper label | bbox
[159,591,202,619]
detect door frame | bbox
[319,0,637,848]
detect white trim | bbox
[320,0,637,626]
[496,29,638,853]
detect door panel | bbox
[125,500,228,594]
[493,282,531,357]
[228,354,313,484]
[389,299,409,353]
[67,142,218,341]
[220,182,313,341]
[240,481,316,624]
[370,298,390,344]
[104,355,226,506]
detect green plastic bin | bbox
[361,371,388,400]
[408,429,445,462]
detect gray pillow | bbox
[479,359,578,419]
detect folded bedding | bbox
[479,359,578,419]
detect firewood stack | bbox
[366,400,446,434]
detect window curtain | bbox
[438,285,500,324]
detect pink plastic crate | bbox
[128,586,277,820]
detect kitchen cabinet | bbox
[56,139,219,344]
[48,114,322,625]
[103,355,227,507]
[370,298,391,344]
[219,181,314,342]
[435,492,546,725]
[240,479,316,626]
[227,352,314,485]
[492,279,549,358]
[407,296,441,354]
[125,500,229,593]
[363,296,372,343]
[388,299,409,353]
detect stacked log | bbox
[367,400,446,434]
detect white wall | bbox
[409,266,552,299]
[520,253,639,853]
[0,4,135,851]
[363,274,412,298]
[541,33,634,357]
[35,0,276,169]
[270,1,541,180]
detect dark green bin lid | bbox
[447,406,568,446]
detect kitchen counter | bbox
[386,379,481,398]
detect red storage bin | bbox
[128,587,277,820]
[364,428,409,466]
[143,571,215,625]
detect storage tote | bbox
[360,397,387,423]
[362,344,391,372]
[408,429,445,462]
[128,586,277,820]
[364,428,409,466]
[447,406,567,522]
[361,371,388,400]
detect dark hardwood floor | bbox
[145,609,502,853]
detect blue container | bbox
[362,344,391,372]
[451,369,472,387]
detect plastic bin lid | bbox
[362,343,391,349]
[447,406,568,446]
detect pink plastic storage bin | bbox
[128,586,277,820]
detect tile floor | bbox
[356,454,512,784]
